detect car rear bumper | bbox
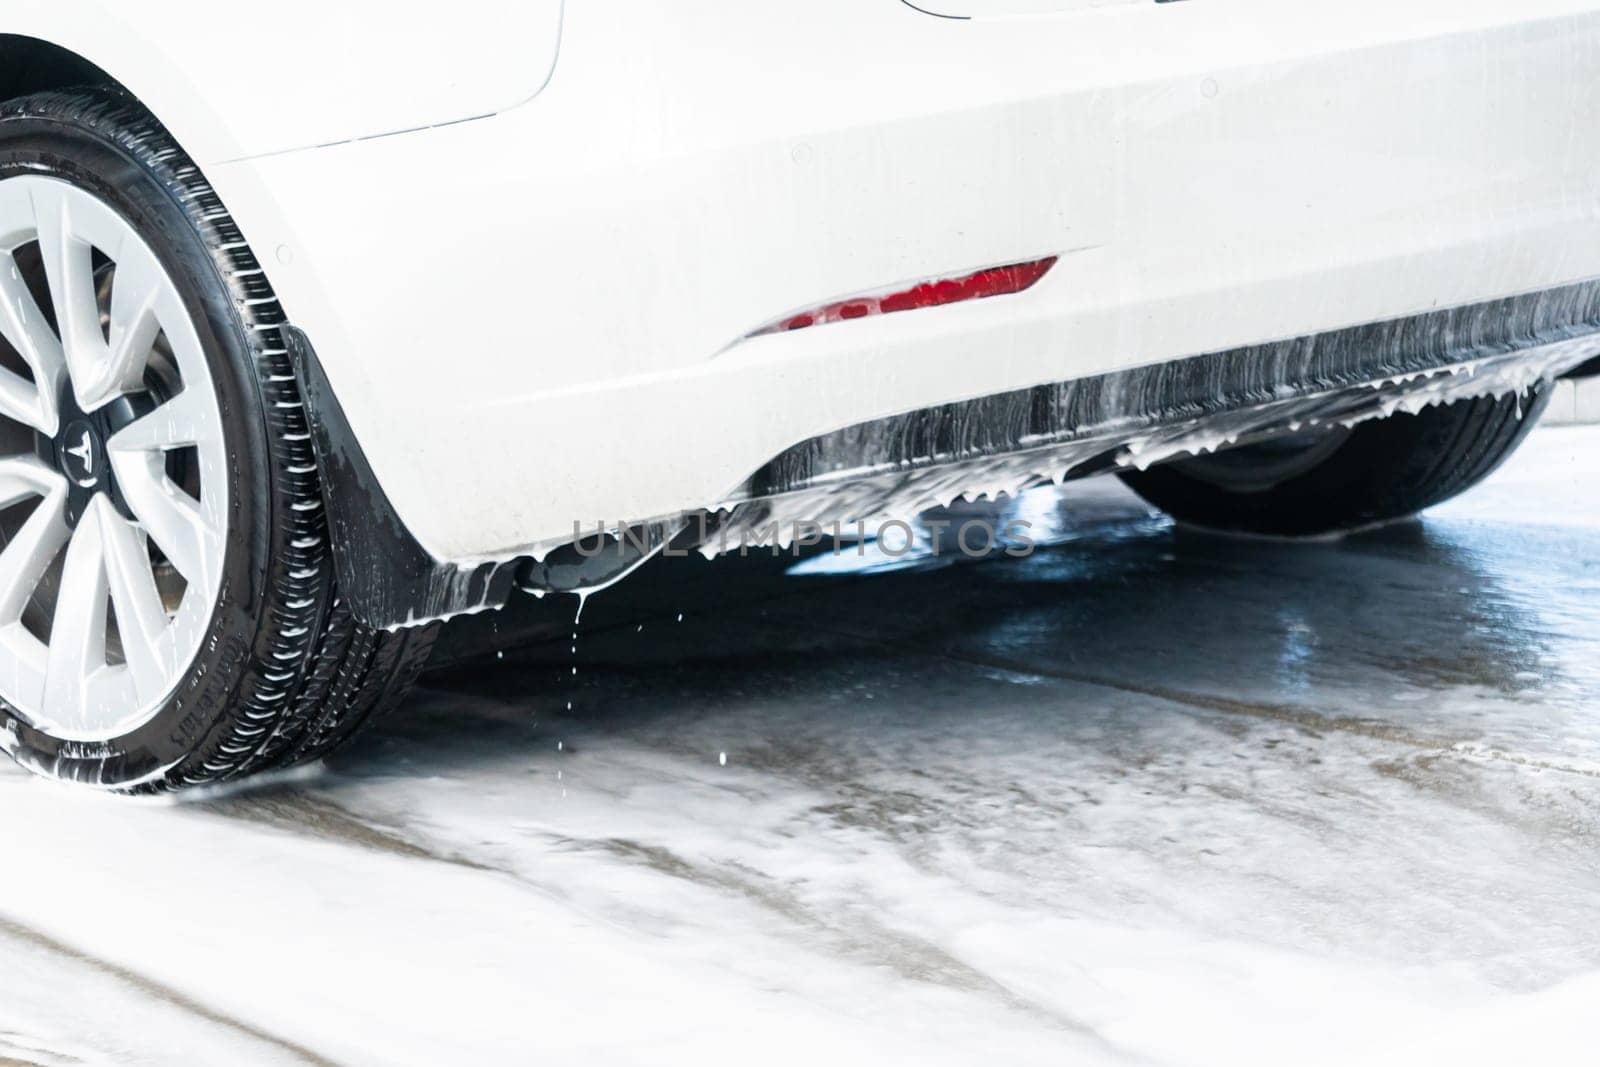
[299,279,1600,628]
[212,0,1600,566]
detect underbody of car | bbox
[1,0,1599,788]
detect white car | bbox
[1,2,1597,791]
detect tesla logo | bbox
[62,424,100,489]
[66,430,94,476]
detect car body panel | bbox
[4,0,563,161]
[904,0,1149,18]
[13,0,1600,567]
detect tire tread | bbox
[1119,387,1550,537]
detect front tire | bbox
[1118,388,1548,537]
[0,90,433,792]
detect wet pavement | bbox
[1,426,1597,1066]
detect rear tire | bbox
[0,89,434,792]
[1118,388,1549,537]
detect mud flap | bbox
[284,328,518,629]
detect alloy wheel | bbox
[0,175,227,741]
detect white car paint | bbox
[12,0,1600,563]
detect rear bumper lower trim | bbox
[291,280,1600,625]
[715,280,1600,545]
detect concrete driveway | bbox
[1,426,1596,1066]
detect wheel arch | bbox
[0,41,483,632]
[0,25,244,165]
[2,3,564,164]
[0,35,121,100]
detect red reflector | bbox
[754,256,1058,337]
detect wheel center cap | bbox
[59,419,104,489]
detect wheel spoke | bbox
[96,498,170,702]
[31,184,114,408]
[41,512,109,723]
[0,252,66,432]
[0,455,64,510]
[94,241,166,410]
[108,449,218,590]
[0,481,69,625]
[106,386,211,452]
[0,367,47,434]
